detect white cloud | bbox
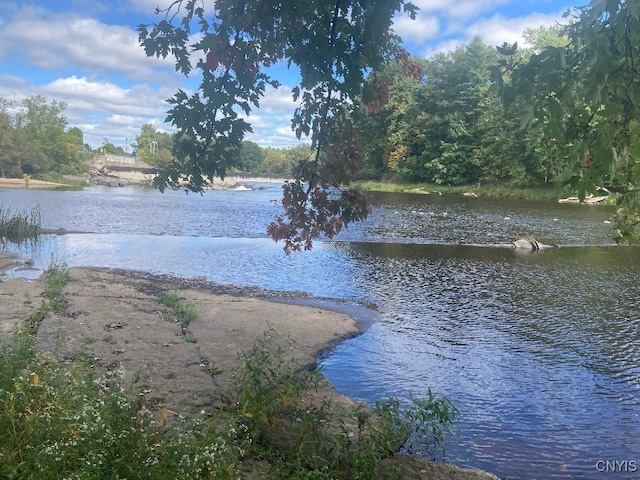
[393,14,440,43]
[465,11,572,50]
[420,39,464,58]
[21,76,171,147]
[42,76,169,116]
[410,0,511,21]
[406,3,574,58]
[243,85,306,148]
[1,13,178,84]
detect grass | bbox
[1,272,459,479]
[156,289,180,309]
[0,334,240,479]
[0,205,41,244]
[156,289,198,331]
[356,180,572,202]
[22,262,69,335]
[201,360,223,376]
[229,329,459,478]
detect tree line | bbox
[0,96,89,179]
[1,19,635,195]
[0,26,605,190]
[354,30,568,187]
[135,122,316,176]
[0,95,311,179]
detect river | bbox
[1,184,639,480]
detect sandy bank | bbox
[0,253,498,479]
[0,177,67,189]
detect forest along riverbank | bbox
[0,253,499,480]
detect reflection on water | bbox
[2,185,639,479]
[7,233,365,299]
[322,242,640,479]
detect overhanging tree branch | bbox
[139,0,418,252]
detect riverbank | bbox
[1,172,256,190]
[2,172,603,205]
[0,177,68,189]
[0,252,498,479]
[355,179,615,204]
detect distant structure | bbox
[90,153,156,173]
[91,153,146,168]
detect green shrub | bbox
[156,290,198,335]
[155,290,180,309]
[42,262,69,310]
[20,261,70,335]
[230,329,459,479]
[0,334,240,480]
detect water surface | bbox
[2,185,638,480]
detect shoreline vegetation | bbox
[0,205,41,244]
[354,180,614,204]
[0,254,499,479]
[0,172,614,205]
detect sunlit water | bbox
[2,185,639,479]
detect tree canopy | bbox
[0,96,88,178]
[138,0,419,252]
[134,124,175,167]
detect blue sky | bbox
[0,0,579,151]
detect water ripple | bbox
[2,186,639,480]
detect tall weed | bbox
[0,205,41,244]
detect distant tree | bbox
[282,144,314,173]
[138,0,419,252]
[66,127,85,151]
[413,37,498,185]
[260,148,289,175]
[21,95,85,173]
[153,149,174,168]
[134,123,174,166]
[256,145,313,175]
[0,98,49,177]
[357,38,499,185]
[356,56,425,179]
[0,100,12,176]
[100,139,127,156]
[522,25,570,53]
[6,129,50,176]
[63,127,90,165]
[238,140,265,172]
